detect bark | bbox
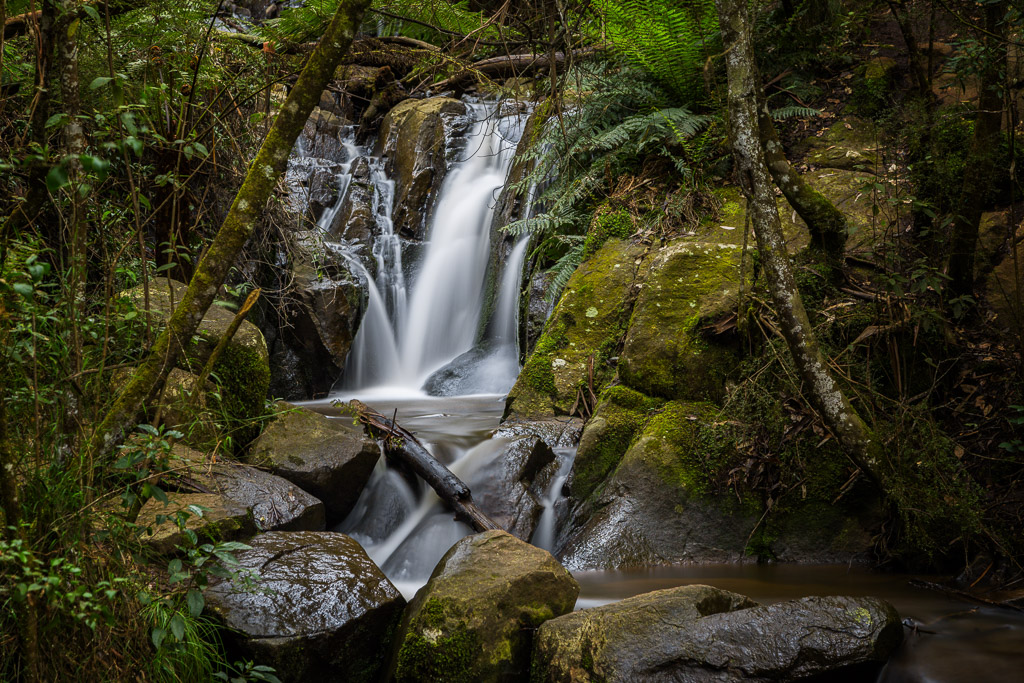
[947,2,1006,298]
[85,0,371,463]
[886,0,932,100]
[3,0,135,40]
[756,95,847,266]
[716,0,881,482]
[351,400,501,533]
[430,49,594,92]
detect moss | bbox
[849,57,897,118]
[639,401,727,496]
[395,598,479,683]
[583,204,633,259]
[572,386,663,500]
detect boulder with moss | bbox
[136,492,255,555]
[246,403,379,523]
[377,97,468,238]
[792,117,881,172]
[388,530,579,682]
[505,239,649,420]
[618,240,742,401]
[124,278,270,445]
[205,531,406,683]
[533,587,902,682]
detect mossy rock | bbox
[136,492,255,556]
[505,239,649,419]
[702,185,809,251]
[850,56,898,117]
[571,386,662,501]
[618,239,742,401]
[560,401,759,569]
[532,584,757,682]
[124,278,270,447]
[791,117,881,172]
[389,530,579,682]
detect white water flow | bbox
[340,104,526,392]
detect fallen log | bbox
[348,399,501,533]
[428,47,600,92]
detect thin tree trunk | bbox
[886,0,932,100]
[716,0,881,482]
[948,1,1006,298]
[756,96,847,266]
[85,0,371,463]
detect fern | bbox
[770,105,821,120]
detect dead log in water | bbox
[347,399,501,533]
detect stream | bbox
[293,100,1024,682]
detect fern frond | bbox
[770,105,821,120]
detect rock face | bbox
[124,277,270,445]
[533,588,902,682]
[170,444,325,533]
[532,584,756,682]
[136,492,254,555]
[205,531,406,683]
[466,434,557,540]
[247,403,380,523]
[389,530,579,682]
[377,97,468,239]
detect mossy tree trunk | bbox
[756,95,847,268]
[716,0,881,483]
[947,1,1006,298]
[86,0,371,463]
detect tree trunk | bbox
[716,0,881,482]
[756,95,847,266]
[350,401,501,532]
[85,0,371,463]
[886,0,932,100]
[947,2,1006,298]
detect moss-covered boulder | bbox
[792,117,881,172]
[136,492,255,555]
[125,278,270,445]
[618,240,741,401]
[377,96,468,239]
[246,403,380,523]
[505,239,648,419]
[533,590,902,682]
[205,531,406,683]
[169,444,325,533]
[560,401,758,569]
[389,530,579,682]
[531,584,757,682]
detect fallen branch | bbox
[348,400,501,533]
[429,47,598,92]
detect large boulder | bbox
[532,584,757,682]
[505,239,649,420]
[389,530,579,682]
[791,117,881,172]
[124,278,270,444]
[204,531,406,683]
[136,492,254,555]
[170,444,325,532]
[246,403,380,523]
[533,589,902,682]
[377,97,468,239]
[466,434,557,540]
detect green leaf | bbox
[12,282,33,297]
[46,165,69,192]
[45,113,69,128]
[151,626,166,649]
[169,614,185,641]
[186,589,204,617]
[90,76,113,90]
[82,5,101,21]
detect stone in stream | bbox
[467,434,557,540]
[136,492,255,556]
[204,531,406,683]
[246,402,380,524]
[169,443,325,533]
[532,587,903,682]
[388,529,579,682]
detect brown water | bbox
[313,393,1024,682]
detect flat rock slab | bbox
[390,529,579,682]
[247,403,380,523]
[136,492,254,555]
[172,444,325,532]
[205,531,406,683]
[534,589,902,682]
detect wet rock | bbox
[327,157,376,253]
[505,239,649,420]
[247,403,380,523]
[422,346,520,397]
[533,589,902,682]
[532,584,757,681]
[124,277,270,445]
[618,240,741,401]
[170,444,325,532]
[300,107,351,160]
[136,492,254,555]
[388,529,579,682]
[493,418,583,450]
[560,401,757,569]
[306,165,343,221]
[377,97,468,239]
[205,531,406,683]
[467,435,556,539]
